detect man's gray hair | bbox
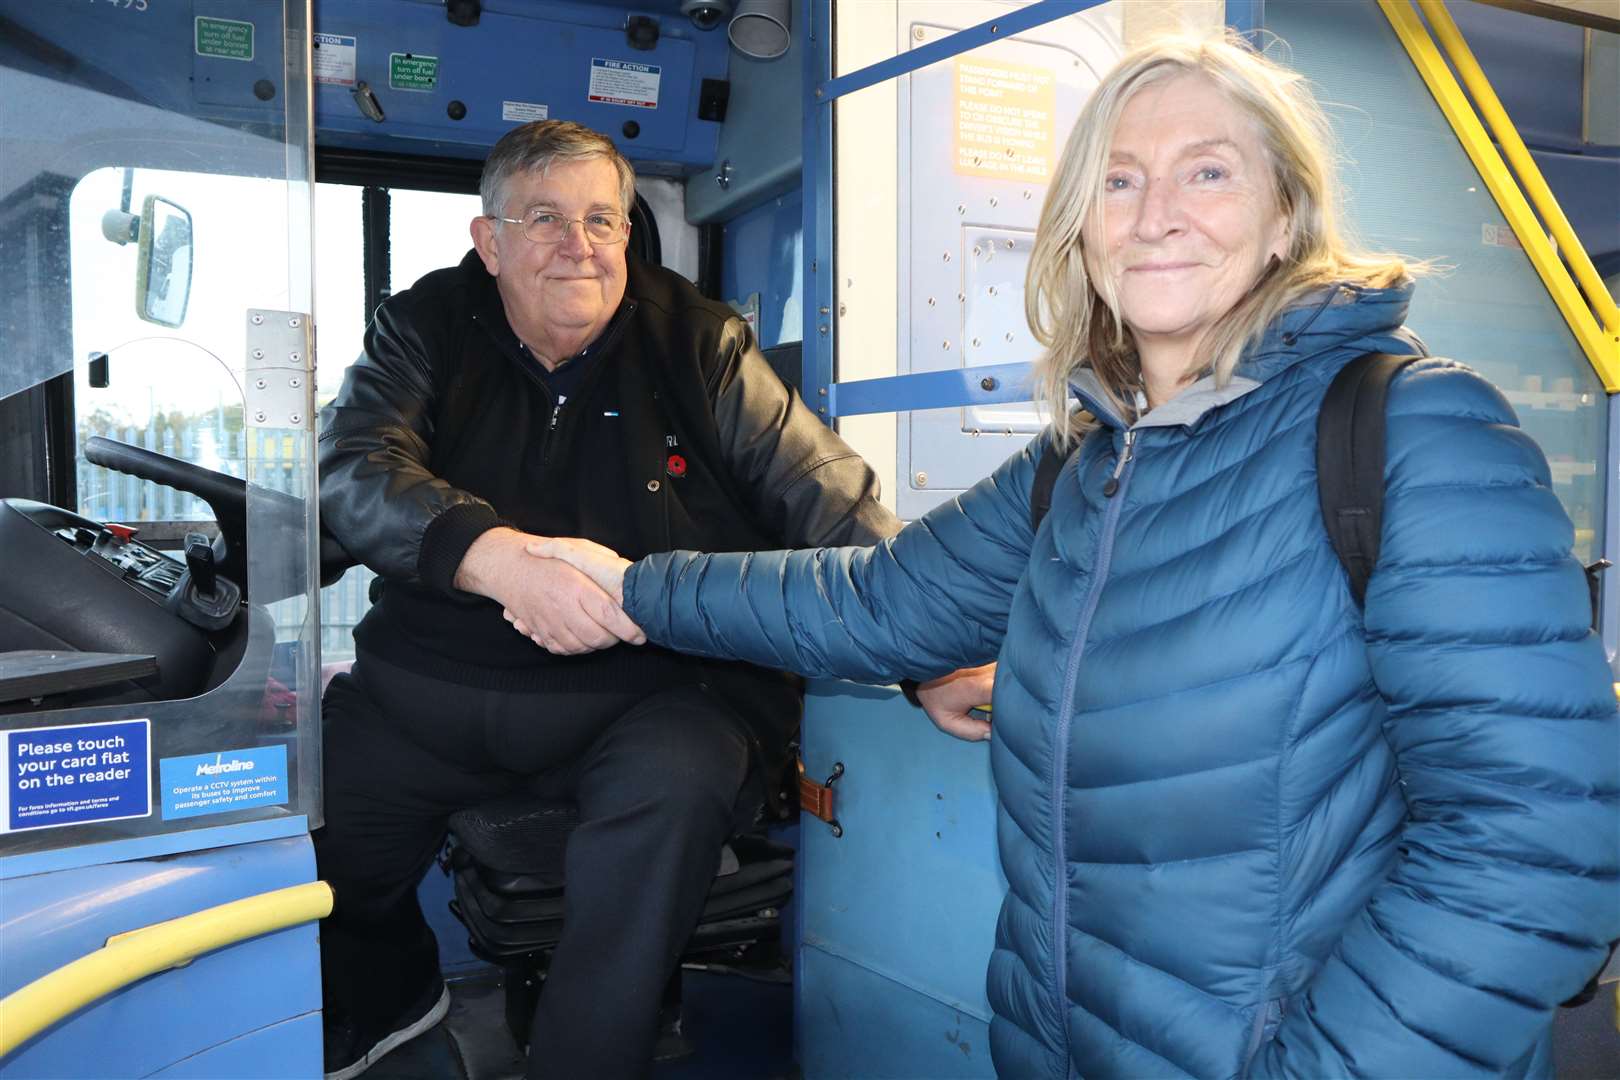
[479,120,636,217]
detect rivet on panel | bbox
[251,314,264,325]
[971,337,982,347]
[289,413,302,425]
[289,317,301,327]
[926,297,937,307]
[647,480,661,492]
[943,251,952,262]
[989,196,999,207]
[914,471,929,487]
[942,340,951,350]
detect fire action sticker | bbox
[588,58,660,109]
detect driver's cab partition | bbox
[0,1,325,1075]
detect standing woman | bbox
[534,35,1619,1079]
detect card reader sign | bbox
[589,58,660,109]
[161,745,288,820]
[2,719,150,833]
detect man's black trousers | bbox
[313,651,760,1079]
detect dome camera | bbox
[680,0,732,31]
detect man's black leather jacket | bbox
[318,251,901,786]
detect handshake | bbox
[456,526,995,742]
[455,528,643,656]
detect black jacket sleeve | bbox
[706,318,902,548]
[317,296,502,594]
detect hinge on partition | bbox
[798,759,844,838]
[245,309,314,430]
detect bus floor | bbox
[366,966,798,1080]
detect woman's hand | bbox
[458,527,644,653]
[526,537,633,604]
[915,663,996,742]
[491,536,642,653]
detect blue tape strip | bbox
[817,0,1098,104]
[1225,0,1266,40]
[829,362,1037,418]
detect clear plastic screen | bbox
[0,0,322,858]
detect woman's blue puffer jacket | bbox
[625,282,1620,1078]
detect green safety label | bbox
[389,53,439,92]
[195,16,254,62]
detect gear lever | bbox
[184,531,218,598]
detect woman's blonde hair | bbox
[1026,32,1410,443]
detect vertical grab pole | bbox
[802,0,836,425]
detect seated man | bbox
[315,119,991,1080]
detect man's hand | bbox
[455,527,644,654]
[527,537,632,604]
[915,663,996,742]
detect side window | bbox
[389,189,483,293]
[71,167,290,529]
[316,185,483,663]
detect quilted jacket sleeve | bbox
[622,433,1050,683]
[1255,361,1620,1077]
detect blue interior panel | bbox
[0,836,320,1079]
[310,0,728,166]
[796,680,1004,1078]
[720,189,804,349]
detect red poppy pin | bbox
[665,453,688,478]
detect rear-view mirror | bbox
[136,195,193,328]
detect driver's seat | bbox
[442,794,794,1056]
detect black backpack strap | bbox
[1316,352,1421,607]
[1585,559,1610,633]
[1031,435,1084,534]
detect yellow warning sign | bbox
[954,59,1056,182]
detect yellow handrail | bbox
[0,880,333,1059]
[1416,0,1620,338]
[1378,0,1620,391]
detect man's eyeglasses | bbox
[489,209,629,246]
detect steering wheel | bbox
[83,435,311,602]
